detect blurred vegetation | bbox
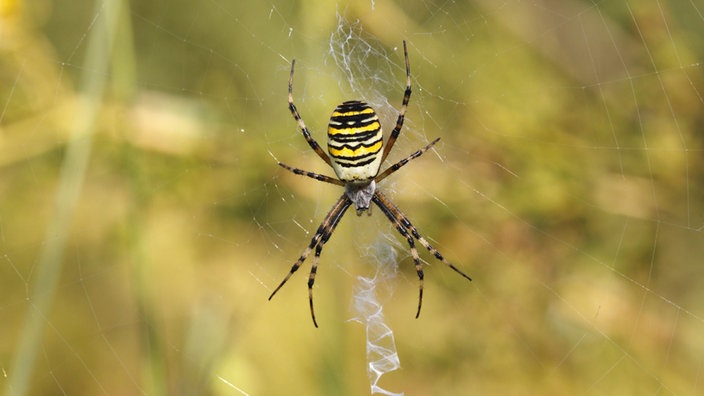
[1,0,703,395]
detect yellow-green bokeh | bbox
[2,0,703,395]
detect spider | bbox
[269,41,472,327]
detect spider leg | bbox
[381,40,412,164]
[288,60,334,168]
[375,191,472,282]
[373,195,426,317]
[372,191,471,318]
[278,162,345,186]
[269,194,352,327]
[306,202,343,327]
[375,137,440,183]
[308,244,323,327]
[372,193,425,317]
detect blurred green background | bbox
[2,0,703,395]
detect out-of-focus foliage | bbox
[2,0,703,395]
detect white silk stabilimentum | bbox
[350,239,404,396]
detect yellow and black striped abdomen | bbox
[327,100,384,182]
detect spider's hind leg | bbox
[287,60,333,168]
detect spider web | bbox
[2,0,704,395]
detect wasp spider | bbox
[269,41,472,327]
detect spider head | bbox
[345,180,376,216]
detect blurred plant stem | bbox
[5,0,123,395]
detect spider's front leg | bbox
[372,193,426,317]
[268,194,352,327]
[372,191,472,319]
